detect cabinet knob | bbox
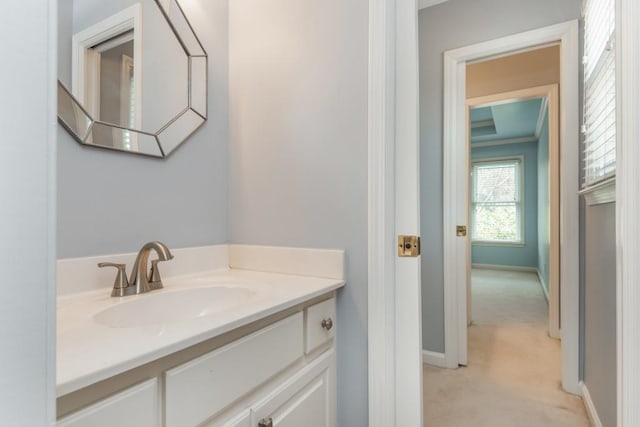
[258,418,273,427]
[321,318,334,331]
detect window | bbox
[471,158,523,244]
[583,0,616,186]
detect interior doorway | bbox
[441,21,581,395]
[466,84,561,343]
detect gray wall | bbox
[583,203,617,427]
[57,0,229,258]
[228,0,368,425]
[418,0,582,353]
[0,0,55,424]
[537,113,550,291]
[471,142,538,268]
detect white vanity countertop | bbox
[57,269,344,397]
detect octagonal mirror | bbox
[57,0,207,158]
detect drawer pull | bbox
[258,418,273,427]
[321,318,333,331]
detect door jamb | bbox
[368,0,423,426]
[442,21,581,395]
[616,0,640,424]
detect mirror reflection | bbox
[58,0,207,158]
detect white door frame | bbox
[442,21,581,395]
[368,0,423,426]
[616,0,640,425]
[466,84,561,340]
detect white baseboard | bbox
[422,350,447,368]
[536,269,550,303]
[472,263,537,273]
[581,382,603,427]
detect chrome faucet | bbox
[99,241,174,297]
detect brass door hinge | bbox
[398,235,421,257]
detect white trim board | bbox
[616,0,640,424]
[422,351,447,368]
[368,0,424,425]
[581,382,603,427]
[443,22,579,395]
[580,177,616,206]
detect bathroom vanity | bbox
[56,245,344,427]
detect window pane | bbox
[474,163,518,203]
[473,204,520,242]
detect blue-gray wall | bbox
[583,202,617,427]
[471,142,538,268]
[537,114,550,291]
[228,1,368,425]
[418,0,582,353]
[57,0,229,258]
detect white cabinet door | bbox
[252,350,335,427]
[165,313,303,427]
[202,409,252,427]
[57,379,158,427]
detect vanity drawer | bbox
[57,379,158,427]
[165,312,304,427]
[305,298,336,354]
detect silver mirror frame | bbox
[57,0,208,158]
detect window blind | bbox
[583,0,616,186]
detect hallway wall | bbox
[418,0,582,353]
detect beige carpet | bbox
[423,269,589,427]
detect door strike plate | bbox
[398,235,421,257]
[456,225,467,237]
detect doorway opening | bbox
[440,22,581,397]
[466,83,560,343]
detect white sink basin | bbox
[94,286,255,328]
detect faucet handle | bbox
[98,262,130,297]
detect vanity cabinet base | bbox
[57,295,337,427]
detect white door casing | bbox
[442,21,581,394]
[368,0,423,426]
[616,0,640,425]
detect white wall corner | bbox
[228,245,345,281]
[418,0,449,10]
[581,382,603,427]
[422,350,448,368]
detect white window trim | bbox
[578,175,616,205]
[470,156,525,246]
